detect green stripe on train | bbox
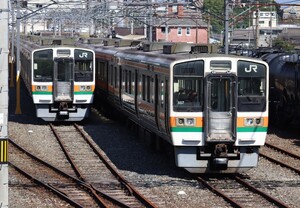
[74,91,93,95]
[237,126,268,132]
[171,127,203,132]
[32,91,52,95]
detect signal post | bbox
[0,0,9,207]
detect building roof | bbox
[152,17,207,28]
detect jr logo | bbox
[245,65,257,73]
[79,52,88,58]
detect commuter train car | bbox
[88,40,269,173]
[262,52,300,127]
[19,36,95,121]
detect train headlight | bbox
[244,117,263,126]
[177,118,185,126]
[36,85,48,91]
[176,118,196,126]
[255,118,263,126]
[80,86,86,91]
[245,118,254,126]
[80,85,92,91]
[186,118,195,126]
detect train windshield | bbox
[33,49,53,82]
[237,61,267,112]
[173,60,204,112]
[74,49,94,82]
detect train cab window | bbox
[237,61,267,112]
[33,49,53,82]
[173,60,204,112]
[74,50,93,82]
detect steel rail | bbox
[9,162,84,208]
[50,123,141,208]
[9,138,126,208]
[259,152,300,175]
[74,123,158,208]
[234,176,290,208]
[196,176,243,208]
[265,142,300,160]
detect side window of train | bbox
[161,81,164,107]
[147,76,151,102]
[151,77,154,103]
[124,70,128,93]
[129,70,132,94]
[132,71,135,95]
[142,74,146,100]
[114,66,118,88]
[110,65,114,86]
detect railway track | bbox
[9,123,158,208]
[9,139,102,207]
[49,123,157,208]
[260,142,300,174]
[196,174,289,208]
[194,140,300,208]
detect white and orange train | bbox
[89,39,269,173]
[19,36,95,121]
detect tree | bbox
[203,0,224,33]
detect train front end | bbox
[170,56,269,173]
[31,48,95,121]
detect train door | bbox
[53,57,74,102]
[204,75,236,143]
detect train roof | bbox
[82,40,267,67]
[20,38,94,55]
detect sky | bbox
[275,0,300,3]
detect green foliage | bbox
[203,0,224,33]
[203,0,284,32]
[273,38,295,51]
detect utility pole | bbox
[15,0,22,114]
[0,0,9,207]
[224,0,229,54]
[148,0,153,42]
[255,1,260,48]
[10,0,15,88]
